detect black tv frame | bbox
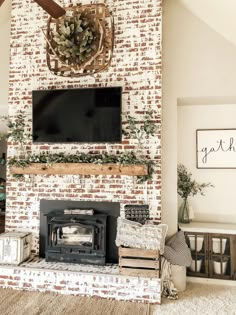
[32,86,122,144]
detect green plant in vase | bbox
[177,164,214,223]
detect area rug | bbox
[150,282,236,315]
[0,288,150,315]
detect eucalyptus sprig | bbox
[123,109,157,144]
[7,112,31,146]
[177,164,214,200]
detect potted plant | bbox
[177,164,213,223]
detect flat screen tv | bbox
[32,87,122,143]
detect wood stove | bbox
[45,211,107,265]
[40,200,120,264]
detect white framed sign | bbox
[196,129,236,168]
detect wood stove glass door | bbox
[55,224,94,248]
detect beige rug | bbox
[151,282,236,315]
[0,288,150,315]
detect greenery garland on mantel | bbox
[4,110,157,183]
[8,152,155,183]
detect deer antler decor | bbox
[34,0,66,18]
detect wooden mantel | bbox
[10,163,148,176]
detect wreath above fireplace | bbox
[45,4,114,77]
[50,11,100,66]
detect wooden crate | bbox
[119,247,161,278]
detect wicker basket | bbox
[45,3,114,77]
[124,204,150,224]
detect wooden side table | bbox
[179,222,236,280]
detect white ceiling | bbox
[179,0,236,47]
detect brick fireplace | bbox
[3,0,162,304]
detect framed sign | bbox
[196,129,236,169]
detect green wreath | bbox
[51,12,100,66]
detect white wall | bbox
[162,0,236,236]
[179,0,236,47]
[178,104,236,223]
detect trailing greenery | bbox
[7,110,157,148]
[51,12,98,65]
[6,113,31,146]
[8,152,155,183]
[6,113,156,182]
[177,164,214,200]
[123,109,157,143]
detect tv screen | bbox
[32,87,122,143]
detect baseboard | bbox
[187,276,236,286]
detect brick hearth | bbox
[0,257,161,304]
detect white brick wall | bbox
[6,0,162,253]
[4,0,162,303]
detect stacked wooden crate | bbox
[119,246,161,278]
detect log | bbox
[10,163,148,176]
